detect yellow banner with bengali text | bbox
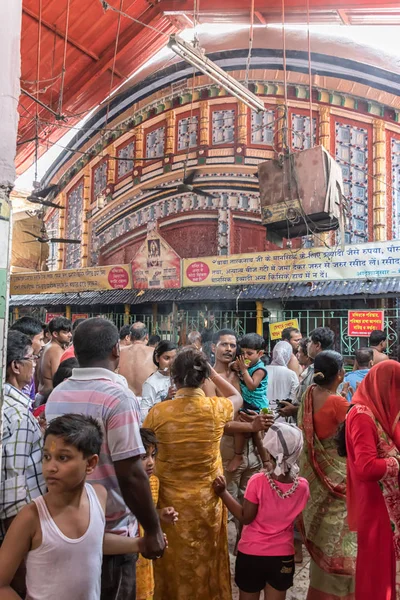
[10,265,132,295]
[269,319,299,341]
[182,240,400,287]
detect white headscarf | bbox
[262,422,303,476]
[271,340,293,367]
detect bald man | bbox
[118,323,156,397]
[187,330,202,351]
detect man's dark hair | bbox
[52,357,79,389]
[309,327,334,351]
[10,316,43,339]
[298,338,309,357]
[213,329,237,344]
[48,317,72,335]
[281,327,300,341]
[72,318,85,332]
[44,414,103,457]
[73,317,119,365]
[130,324,148,341]
[6,330,32,368]
[355,348,373,369]
[119,324,131,340]
[239,333,265,351]
[148,334,161,346]
[369,330,386,347]
[140,428,158,453]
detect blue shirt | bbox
[240,360,268,411]
[344,369,370,402]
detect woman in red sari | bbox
[345,360,400,600]
[298,350,356,600]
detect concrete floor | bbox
[228,522,309,599]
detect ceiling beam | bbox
[22,7,125,80]
[337,9,350,23]
[255,11,267,24]
[60,7,169,111]
[160,0,400,11]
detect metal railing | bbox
[9,307,398,359]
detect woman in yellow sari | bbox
[143,347,243,600]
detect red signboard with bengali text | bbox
[348,310,385,337]
[72,313,89,322]
[45,312,64,324]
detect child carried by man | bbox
[228,333,270,472]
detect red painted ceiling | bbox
[18,0,398,176]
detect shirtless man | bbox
[119,324,132,348]
[281,326,302,377]
[369,329,389,364]
[118,322,156,397]
[37,317,72,402]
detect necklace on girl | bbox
[265,472,299,499]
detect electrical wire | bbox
[306,0,313,147]
[181,0,200,181]
[102,0,124,150]
[281,0,288,150]
[245,0,255,89]
[58,0,71,115]
[99,0,170,37]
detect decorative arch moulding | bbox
[52,73,400,203]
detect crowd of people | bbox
[0,314,397,600]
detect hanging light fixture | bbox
[168,34,265,113]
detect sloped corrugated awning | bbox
[9,277,400,307]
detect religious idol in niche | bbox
[147,238,161,267]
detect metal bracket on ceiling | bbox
[21,88,66,121]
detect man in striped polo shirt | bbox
[46,317,165,600]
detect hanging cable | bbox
[306,0,313,147]
[58,0,71,115]
[245,0,255,89]
[281,0,288,151]
[182,0,200,180]
[99,0,170,37]
[49,27,58,124]
[102,0,124,150]
[35,0,43,124]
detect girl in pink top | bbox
[214,423,309,600]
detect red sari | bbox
[346,361,400,600]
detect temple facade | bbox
[40,28,400,271]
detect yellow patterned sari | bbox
[143,387,233,600]
[136,475,160,600]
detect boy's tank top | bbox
[26,483,105,600]
[240,360,269,411]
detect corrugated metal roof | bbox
[8,277,400,307]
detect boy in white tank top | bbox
[0,414,153,600]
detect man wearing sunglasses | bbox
[0,330,45,596]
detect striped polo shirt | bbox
[46,367,144,536]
